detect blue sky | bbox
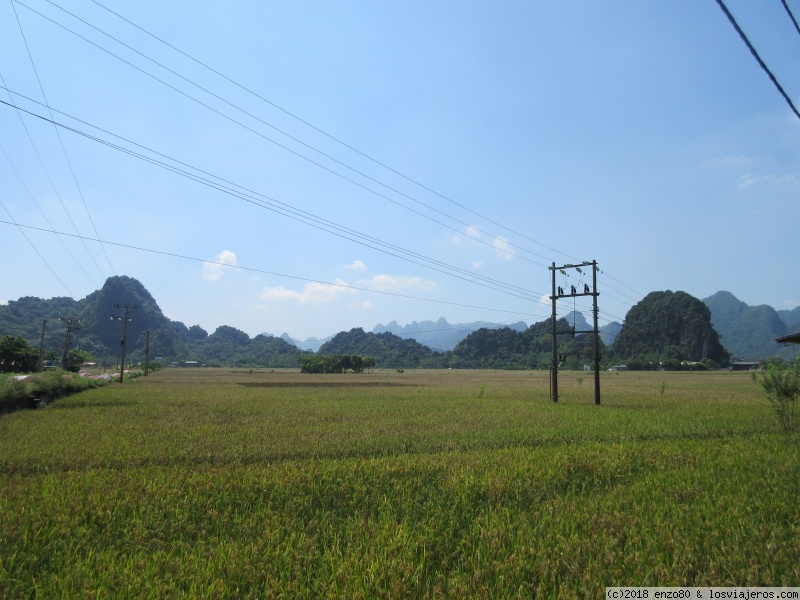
[1,0,799,341]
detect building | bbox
[730,361,761,371]
[775,332,800,345]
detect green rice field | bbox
[0,368,798,598]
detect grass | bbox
[0,368,797,598]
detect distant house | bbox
[184,361,199,367]
[730,361,761,371]
[607,365,628,372]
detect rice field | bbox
[0,368,797,598]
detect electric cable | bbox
[715,0,800,120]
[14,0,552,267]
[82,0,580,263]
[0,140,99,288]
[0,204,75,298]
[11,0,117,277]
[0,219,544,320]
[6,1,646,313]
[780,0,800,38]
[0,92,550,303]
[15,0,645,302]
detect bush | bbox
[0,375,32,409]
[760,359,799,433]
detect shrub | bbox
[0,375,32,408]
[760,359,799,433]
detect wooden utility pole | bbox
[59,317,81,370]
[550,263,559,403]
[37,319,47,372]
[144,330,150,376]
[549,261,602,405]
[111,303,138,383]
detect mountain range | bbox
[1,276,797,364]
[277,313,622,353]
[702,291,800,361]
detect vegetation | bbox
[0,276,309,369]
[3,279,794,371]
[611,290,730,367]
[319,328,438,368]
[0,368,797,597]
[0,335,39,374]
[317,319,603,370]
[298,354,376,373]
[759,357,799,433]
[0,369,113,413]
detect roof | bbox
[775,331,800,345]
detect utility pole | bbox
[37,319,47,372]
[550,263,559,403]
[549,261,602,405]
[111,303,138,383]
[144,330,150,376]
[59,317,81,370]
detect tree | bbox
[66,349,94,372]
[0,335,39,373]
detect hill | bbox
[0,276,307,368]
[612,290,729,368]
[703,291,794,361]
[318,328,441,368]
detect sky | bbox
[1,0,799,342]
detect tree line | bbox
[298,354,376,374]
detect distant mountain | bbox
[703,291,793,360]
[600,322,623,347]
[776,305,800,333]
[372,317,528,352]
[0,276,307,367]
[546,311,622,347]
[276,332,336,352]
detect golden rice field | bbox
[0,368,797,598]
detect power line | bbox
[0,201,75,298]
[10,0,117,277]
[14,0,552,267]
[83,0,579,263]
[0,139,99,287]
[1,90,635,324]
[714,0,800,120]
[0,219,545,320]
[12,0,644,304]
[780,0,800,38]
[0,91,550,303]
[6,2,645,314]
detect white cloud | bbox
[737,173,800,190]
[783,299,800,310]
[472,261,484,269]
[202,250,238,280]
[465,225,481,238]
[357,274,436,292]
[539,294,552,305]
[343,260,368,272]
[349,299,374,310]
[260,278,356,304]
[494,236,514,261]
